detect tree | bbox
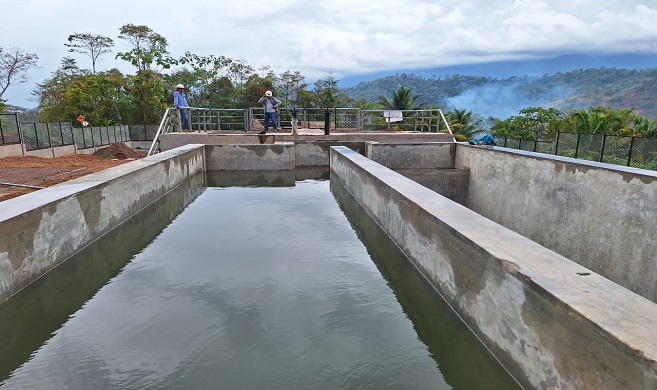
[176,52,234,107]
[377,86,426,110]
[65,33,114,74]
[444,108,482,138]
[115,24,175,71]
[313,73,350,108]
[0,46,39,109]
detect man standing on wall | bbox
[173,84,190,131]
[258,90,281,134]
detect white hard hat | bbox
[265,90,272,96]
[176,84,185,89]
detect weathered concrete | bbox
[158,131,453,152]
[365,142,456,170]
[20,145,77,158]
[204,143,295,171]
[295,141,365,167]
[330,145,657,390]
[0,144,206,304]
[159,133,275,151]
[0,144,23,158]
[396,168,469,205]
[456,144,657,303]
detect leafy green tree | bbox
[127,70,167,126]
[377,86,426,110]
[313,73,350,108]
[228,59,255,108]
[444,108,482,138]
[0,46,39,111]
[175,52,234,107]
[116,24,175,71]
[36,57,130,125]
[65,33,114,74]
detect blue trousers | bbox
[180,108,190,130]
[264,111,278,130]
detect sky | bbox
[2,0,657,109]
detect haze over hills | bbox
[340,53,657,119]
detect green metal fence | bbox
[496,132,657,170]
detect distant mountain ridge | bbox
[339,53,657,86]
[340,56,657,119]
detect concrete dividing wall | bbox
[158,132,453,152]
[204,143,294,171]
[455,144,657,303]
[295,141,365,167]
[366,142,468,205]
[365,142,455,169]
[395,168,469,205]
[330,146,657,390]
[0,144,206,304]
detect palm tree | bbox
[444,108,482,139]
[377,86,426,110]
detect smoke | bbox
[444,79,574,119]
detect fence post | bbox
[599,133,607,162]
[627,136,636,167]
[554,132,560,155]
[46,122,53,148]
[59,122,64,145]
[575,133,581,159]
[70,122,75,147]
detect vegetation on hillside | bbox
[2,26,656,137]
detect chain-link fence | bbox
[20,122,75,151]
[0,113,21,145]
[496,132,657,170]
[73,125,130,149]
[18,122,130,151]
[128,125,160,141]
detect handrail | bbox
[437,109,453,135]
[148,107,175,156]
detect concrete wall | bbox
[395,168,469,205]
[158,132,453,152]
[456,144,657,303]
[330,146,657,390]
[0,144,206,304]
[160,133,275,151]
[295,141,365,167]
[204,143,295,171]
[365,142,455,169]
[365,142,467,204]
[0,144,24,158]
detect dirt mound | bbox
[93,143,147,159]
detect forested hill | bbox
[341,68,657,119]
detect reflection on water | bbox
[0,173,206,382]
[0,172,520,389]
[331,178,522,390]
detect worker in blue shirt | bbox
[173,84,190,131]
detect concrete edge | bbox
[0,144,206,303]
[330,145,657,387]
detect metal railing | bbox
[148,106,453,156]
[496,132,657,170]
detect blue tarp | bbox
[468,134,496,145]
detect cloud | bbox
[1,0,656,108]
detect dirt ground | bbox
[0,143,147,202]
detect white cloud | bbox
[1,0,656,108]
